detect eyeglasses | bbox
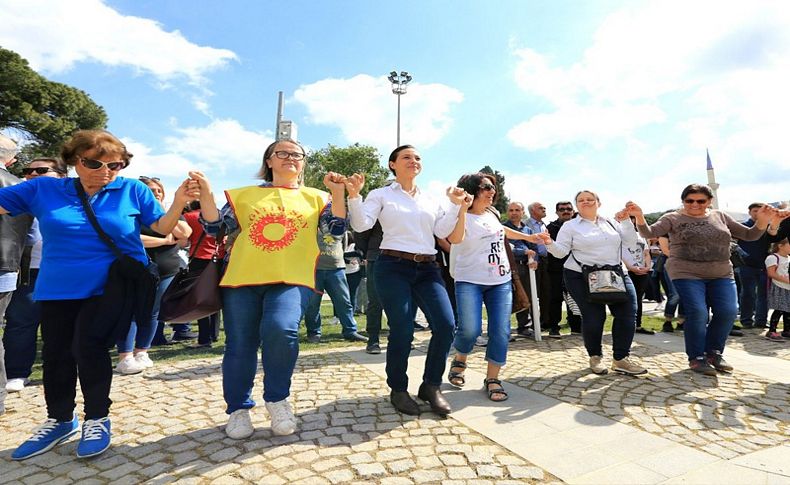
[557,207,573,212]
[272,151,305,161]
[683,198,709,205]
[479,183,496,192]
[79,157,127,171]
[139,176,161,182]
[22,167,55,176]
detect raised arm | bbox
[543,224,572,259]
[626,201,672,239]
[149,178,199,236]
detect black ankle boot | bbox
[390,391,420,415]
[417,383,451,416]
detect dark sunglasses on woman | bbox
[22,167,57,175]
[79,157,128,171]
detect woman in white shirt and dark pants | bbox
[540,190,648,376]
[346,145,467,416]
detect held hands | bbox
[173,177,201,206]
[323,172,346,193]
[446,186,468,205]
[459,192,474,211]
[624,201,644,218]
[536,231,553,245]
[614,209,630,222]
[188,171,212,198]
[344,173,365,198]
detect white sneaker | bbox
[265,399,296,436]
[134,353,154,369]
[475,335,488,347]
[116,356,144,375]
[589,355,609,375]
[6,378,30,392]
[225,409,253,439]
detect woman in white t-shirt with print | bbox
[765,238,790,340]
[445,172,543,402]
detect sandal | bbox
[483,377,508,402]
[447,359,467,387]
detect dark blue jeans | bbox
[347,268,364,313]
[736,266,768,326]
[365,260,384,344]
[673,278,737,360]
[3,269,40,379]
[374,255,455,391]
[221,284,311,413]
[117,274,175,353]
[304,268,359,337]
[564,269,637,360]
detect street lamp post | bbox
[388,70,412,146]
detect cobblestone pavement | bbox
[462,334,789,461]
[0,349,557,484]
[722,328,790,361]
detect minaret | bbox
[706,149,720,209]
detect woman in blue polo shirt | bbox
[0,130,197,461]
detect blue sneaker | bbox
[76,417,112,458]
[12,414,79,460]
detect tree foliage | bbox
[479,165,511,217]
[304,143,389,197]
[0,47,107,159]
[644,210,673,225]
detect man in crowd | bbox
[736,203,770,329]
[503,202,535,337]
[525,202,557,337]
[0,135,34,414]
[547,201,581,334]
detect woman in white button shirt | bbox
[345,145,467,417]
[445,172,543,402]
[538,190,648,376]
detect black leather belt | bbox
[381,249,437,263]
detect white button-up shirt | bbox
[348,182,460,255]
[546,216,637,272]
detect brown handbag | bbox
[159,228,224,323]
[504,237,531,314]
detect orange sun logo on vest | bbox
[248,208,307,252]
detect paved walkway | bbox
[1,315,789,484]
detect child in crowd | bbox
[765,238,790,341]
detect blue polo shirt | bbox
[0,176,165,300]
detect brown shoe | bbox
[417,383,451,416]
[389,391,420,415]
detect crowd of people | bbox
[0,131,788,462]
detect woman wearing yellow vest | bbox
[191,139,348,439]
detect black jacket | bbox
[547,219,569,272]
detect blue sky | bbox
[2,0,788,214]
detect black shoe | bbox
[151,338,176,346]
[570,328,582,335]
[414,325,428,332]
[417,383,451,416]
[662,322,674,333]
[729,328,744,337]
[390,391,420,415]
[306,334,321,344]
[344,332,368,342]
[515,328,534,338]
[635,326,655,335]
[172,331,198,341]
[548,328,561,339]
[740,322,754,329]
[366,343,381,354]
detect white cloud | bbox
[293,74,464,150]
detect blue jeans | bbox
[365,260,384,344]
[304,269,359,337]
[117,274,175,353]
[736,266,768,326]
[662,270,684,319]
[221,284,311,413]
[374,255,455,391]
[454,281,512,366]
[673,278,737,360]
[3,269,40,379]
[564,269,637,360]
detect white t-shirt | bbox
[766,253,790,290]
[450,211,511,286]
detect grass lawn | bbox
[5,300,670,383]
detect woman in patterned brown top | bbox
[626,184,786,375]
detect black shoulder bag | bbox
[570,219,629,304]
[74,179,159,345]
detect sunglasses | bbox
[139,176,161,182]
[557,207,573,212]
[79,157,128,171]
[683,198,709,205]
[22,167,56,176]
[479,183,496,192]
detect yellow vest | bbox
[221,185,329,289]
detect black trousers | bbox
[189,258,221,345]
[628,272,650,327]
[548,270,581,332]
[41,297,113,421]
[513,261,531,330]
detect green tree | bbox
[304,143,389,197]
[644,210,673,225]
[0,47,107,160]
[479,165,511,217]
